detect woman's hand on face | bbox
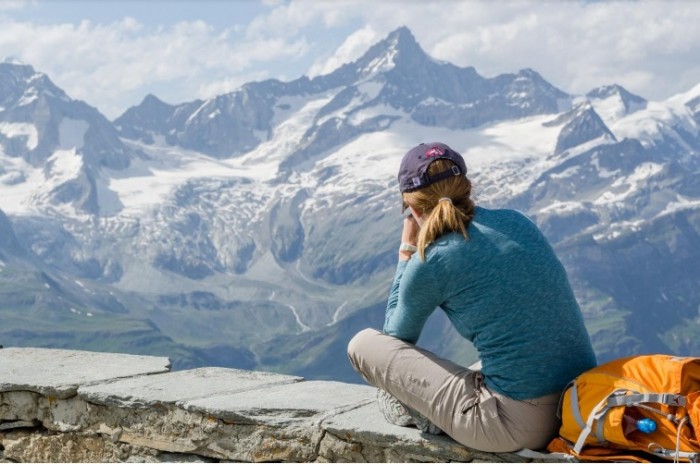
[401,214,420,245]
[399,214,420,261]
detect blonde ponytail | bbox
[403,159,475,261]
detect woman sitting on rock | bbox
[348,142,596,452]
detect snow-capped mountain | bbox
[548,102,617,154]
[0,60,136,215]
[1,28,699,380]
[586,84,647,123]
[115,27,570,162]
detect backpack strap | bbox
[557,380,574,419]
[573,389,626,454]
[569,382,587,429]
[608,392,686,423]
[564,381,604,441]
[607,393,686,408]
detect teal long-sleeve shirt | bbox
[384,206,597,400]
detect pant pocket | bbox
[459,371,483,414]
[459,372,498,420]
[459,393,481,415]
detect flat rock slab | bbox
[184,380,377,426]
[79,367,302,407]
[323,403,565,463]
[323,401,438,445]
[0,348,171,398]
[323,401,472,452]
[318,402,473,462]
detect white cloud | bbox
[0,16,310,117]
[293,0,700,100]
[308,25,378,77]
[204,0,695,105]
[197,71,269,100]
[246,1,321,39]
[1,0,700,119]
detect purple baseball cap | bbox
[398,142,467,193]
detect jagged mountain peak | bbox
[0,62,132,168]
[0,60,37,78]
[383,26,422,55]
[517,67,547,81]
[300,26,439,93]
[114,26,572,161]
[0,61,138,216]
[585,84,647,122]
[141,93,172,108]
[0,61,69,108]
[0,61,61,88]
[586,83,645,103]
[505,67,570,102]
[587,84,620,98]
[116,92,175,122]
[682,82,700,103]
[543,100,592,127]
[667,82,700,122]
[351,26,430,78]
[553,102,616,154]
[2,56,25,65]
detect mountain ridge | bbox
[0,27,699,380]
[114,26,571,164]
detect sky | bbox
[1,0,700,119]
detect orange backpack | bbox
[548,355,700,462]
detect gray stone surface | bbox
[321,402,473,462]
[79,367,302,407]
[184,380,376,426]
[321,401,561,463]
[0,348,171,398]
[0,348,572,462]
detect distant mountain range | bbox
[1,27,699,381]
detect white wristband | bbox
[399,243,418,253]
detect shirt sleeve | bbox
[383,256,444,344]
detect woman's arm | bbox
[385,215,419,333]
[384,248,444,344]
[384,216,443,343]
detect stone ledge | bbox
[0,347,568,462]
[0,348,171,399]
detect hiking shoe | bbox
[376,389,443,435]
[409,409,444,435]
[377,389,414,426]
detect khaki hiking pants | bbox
[347,328,561,452]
